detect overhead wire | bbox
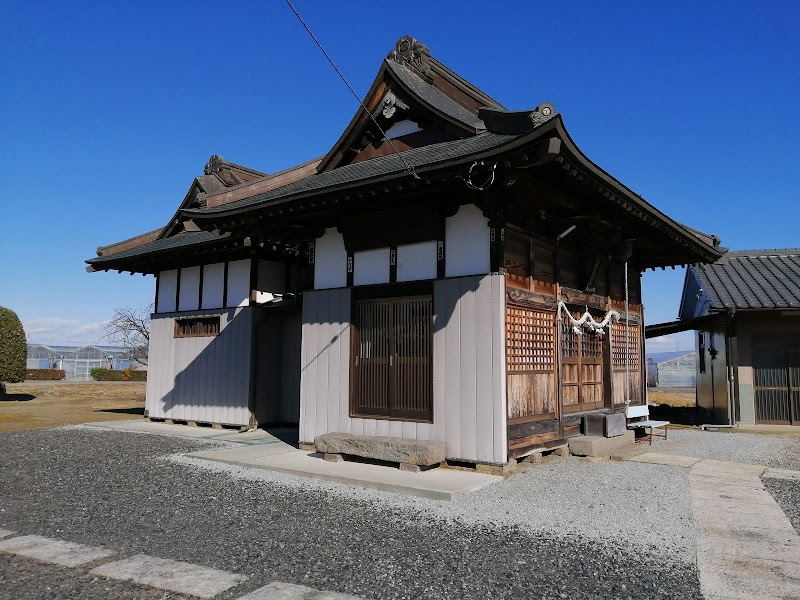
[283,0,420,179]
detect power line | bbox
[283,0,420,179]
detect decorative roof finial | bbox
[387,35,432,79]
[204,155,225,176]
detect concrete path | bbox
[618,452,800,599]
[83,419,286,445]
[188,444,502,500]
[689,460,800,599]
[0,528,362,599]
[83,419,501,500]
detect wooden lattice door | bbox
[506,305,557,421]
[351,296,433,422]
[561,312,604,412]
[753,349,799,425]
[611,322,642,405]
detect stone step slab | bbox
[90,554,247,599]
[237,581,363,599]
[0,534,114,567]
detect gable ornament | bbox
[387,35,432,79]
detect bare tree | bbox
[102,303,152,366]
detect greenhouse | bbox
[26,344,144,380]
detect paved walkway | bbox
[85,420,502,500]
[0,529,360,599]
[622,452,800,599]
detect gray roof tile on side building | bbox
[694,250,800,310]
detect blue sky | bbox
[1,1,798,349]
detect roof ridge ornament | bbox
[387,35,432,80]
[204,155,226,176]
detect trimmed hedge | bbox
[90,367,147,382]
[0,307,26,383]
[26,369,65,380]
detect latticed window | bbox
[612,323,640,369]
[507,306,554,372]
[174,317,220,338]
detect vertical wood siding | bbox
[145,307,254,425]
[253,309,302,424]
[299,274,507,464]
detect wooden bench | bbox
[625,404,669,444]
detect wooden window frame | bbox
[174,316,221,338]
[349,289,433,423]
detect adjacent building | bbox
[665,249,800,426]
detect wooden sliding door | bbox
[351,296,433,422]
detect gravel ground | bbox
[645,428,800,469]
[763,478,800,535]
[0,427,702,599]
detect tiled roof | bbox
[87,230,230,266]
[186,131,518,216]
[385,60,487,132]
[694,249,800,310]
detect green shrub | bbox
[90,367,146,382]
[26,369,65,380]
[0,307,26,383]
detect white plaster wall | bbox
[157,269,178,313]
[226,259,251,308]
[384,119,422,139]
[397,241,437,282]
[178,266,200,311]
[353,248,390,286]
[201,262,225,309]
[314,228,347,290]
[445,204,490,277]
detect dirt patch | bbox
[0,382,145,432]
[648,387,695,408]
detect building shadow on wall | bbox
[158,305,303,427]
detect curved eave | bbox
[181,115,723,264]
[548,118,725,264]
[85,232,235,275]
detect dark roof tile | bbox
[87,231,230,266]
[694,250,800,310]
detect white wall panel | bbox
[201,263,225,309]
[178,266,200,311]
[314,228,347,290]
[353,248,390,286]
[145,307,254,426]
[445,204,490,277]
[397,241,437,282]
[299,274,507,464]
[226,259,251,308]
[157,270,178,313]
